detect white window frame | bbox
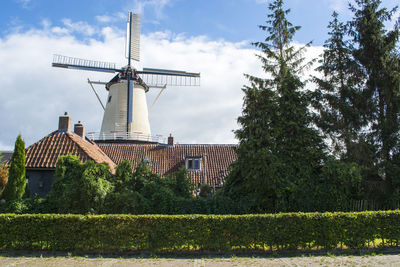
[186,157,201,171]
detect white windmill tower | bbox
[52,12,200,142]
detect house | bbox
[25,113,237,197]
[25,113,116,197]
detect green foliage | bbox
[224,0,326,212]
[314,159,363,211]
[47,155,113,214]
[312,1,400,206]
[3,199,31,214]
[199,184,211,198]
[167,167,193,199]
[102,161,196,214]
[3,135,26,201]
[114,160,133,190]
[0,211,400,251]
[348,0,400,194]
[312,11,365,158]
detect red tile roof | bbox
[97,143,237,187]
[25,131,116,173]
[24,130,237,186]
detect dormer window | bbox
[186,157,201,171]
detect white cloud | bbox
[95,15,114,24]
[0,18,322,149]
[325,0,349,12]
[95,12,126,23]
[61,19,97,36]
[130,0,171,19]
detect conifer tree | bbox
[348,0,400,195]
[3,135,26,201]
[224,0,326,212]
[312,12,366,159]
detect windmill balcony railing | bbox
[87,131,165,143]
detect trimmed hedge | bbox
[0,211,399,251]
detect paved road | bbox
[0,254,400,266]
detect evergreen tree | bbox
[3,135,26,201]
[312,12,366,159]
[348,0,400,198]
[224,0,326,212]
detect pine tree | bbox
[224,0,326,212]
[348,0,400,196]
[3,135,26,201]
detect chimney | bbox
[74,121,85,138]
[168,134,174,146]
[58,112,72,132]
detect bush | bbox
[47,155,113,214]
[0,211,399,251]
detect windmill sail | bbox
[52,55,118,73]
[137,68,200,87]
[125,13,141,62]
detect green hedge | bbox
[0,211,399,251]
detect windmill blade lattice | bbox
[52,55,118,73]
[137,68,200,87]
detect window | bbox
[194,159,200,169]
[108,96,112,103]
[186,157,201,170]
[188,159,194,169]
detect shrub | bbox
[47,155,113,214]
[0,211,399,251]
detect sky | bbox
[0,0,399,150]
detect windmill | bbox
[52,12,200,142]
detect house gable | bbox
[25,131,116,173]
